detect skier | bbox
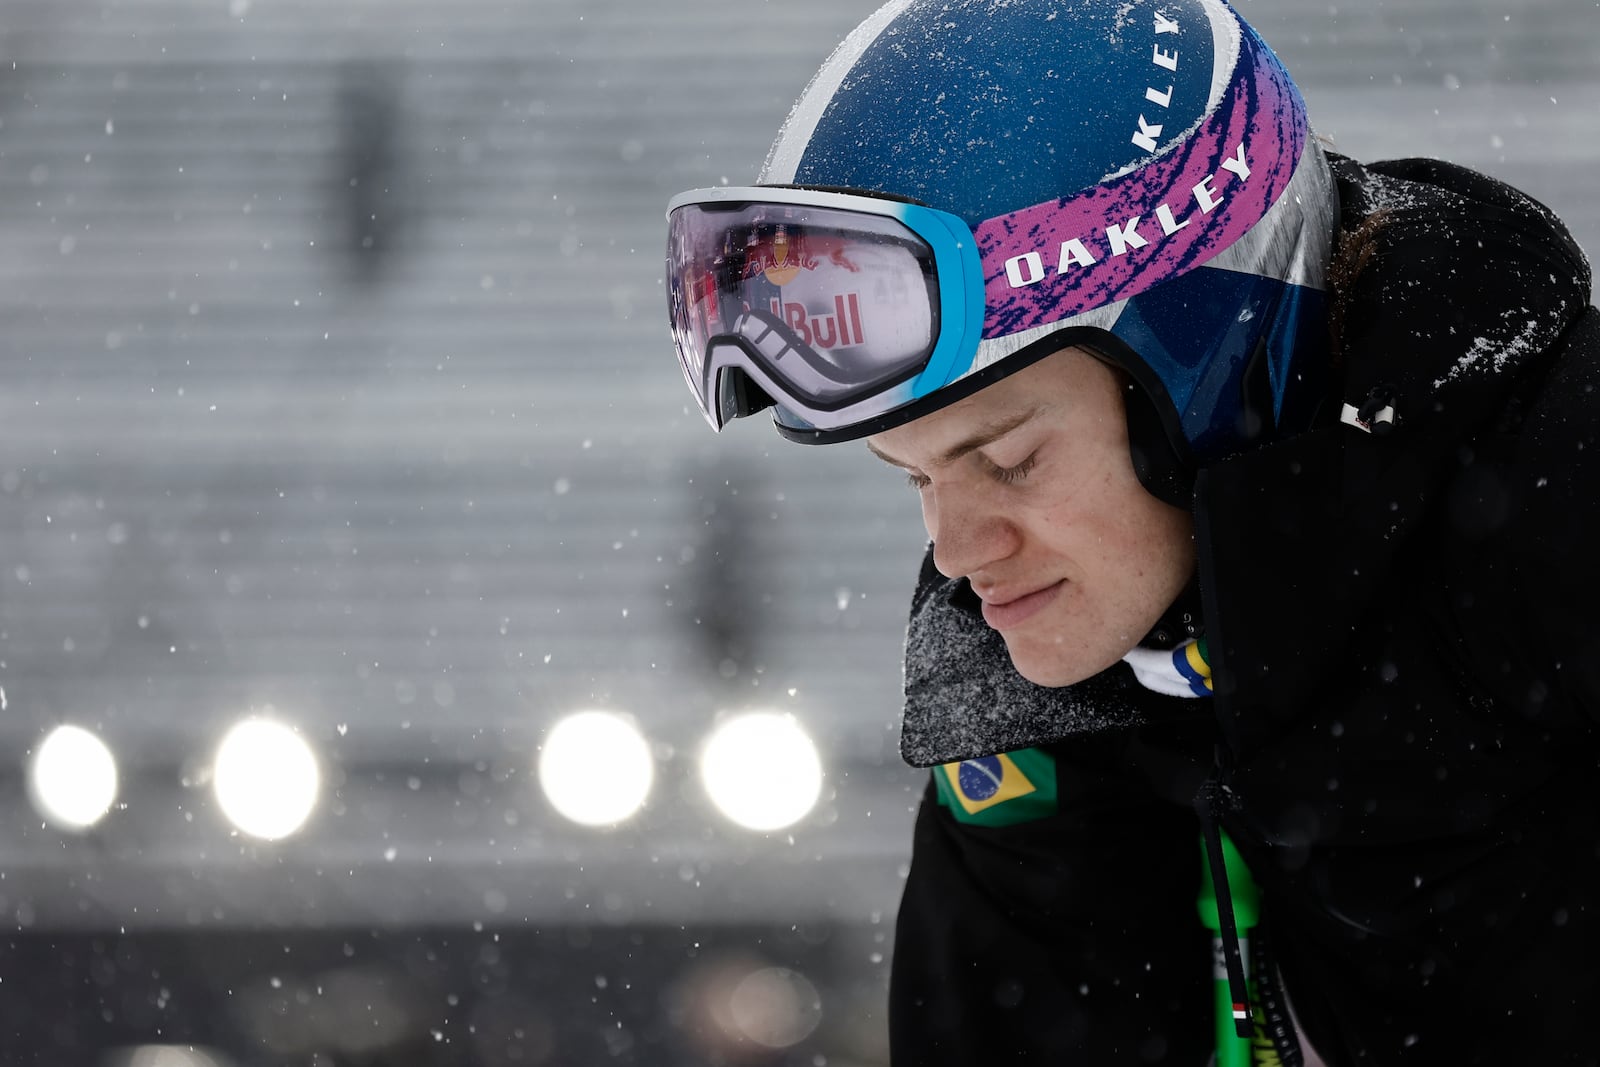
[663,0,1599,1062]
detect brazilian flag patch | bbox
[933,748,1058,826]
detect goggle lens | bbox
[666,199,941,426]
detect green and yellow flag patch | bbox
[933,748,1058,826]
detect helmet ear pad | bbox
[1095,327,1316,510]
[1066,331,1197,510]
[1121,375,1194,509]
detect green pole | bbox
[1197,830,1261,1067]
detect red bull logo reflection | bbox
[768,293,866,350]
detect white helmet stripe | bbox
[1100,0,1242,183]
[761,0,917,184]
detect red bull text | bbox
[768,293,865,350]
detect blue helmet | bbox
[757,0,1336,495]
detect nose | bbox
[925,482,1020,580]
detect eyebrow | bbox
[866,407,1040,470]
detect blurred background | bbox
[0,0,1594,1063]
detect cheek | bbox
[1044,471,1190,575]
[1117,493,1195,583]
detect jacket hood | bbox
[1197,155,1591,755]
[1323,155,1590,427]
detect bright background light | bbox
[213,717,320,840]
[28,724,118,831]
[700,712,823,832]
[538,710,654,827]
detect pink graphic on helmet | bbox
[975,26,1307,340]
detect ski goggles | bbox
[665,186,986,435]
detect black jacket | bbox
[889,157,1599,1065]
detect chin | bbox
[1002,621,1140,687]
[1004,641,1100,689]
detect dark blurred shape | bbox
[467,992,556,1065]
[229,961,434,1057]
[682,458,767,686]
[335,60,408,285]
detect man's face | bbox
[867,347,1196,687]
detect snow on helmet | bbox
[759,0,1337,492]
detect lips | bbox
[979,580,1065,631]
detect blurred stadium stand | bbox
[0,0,1593,1063]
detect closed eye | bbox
[902,452,1035,490]
[987,452,1037,485]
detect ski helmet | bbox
[690,0,1336,499]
